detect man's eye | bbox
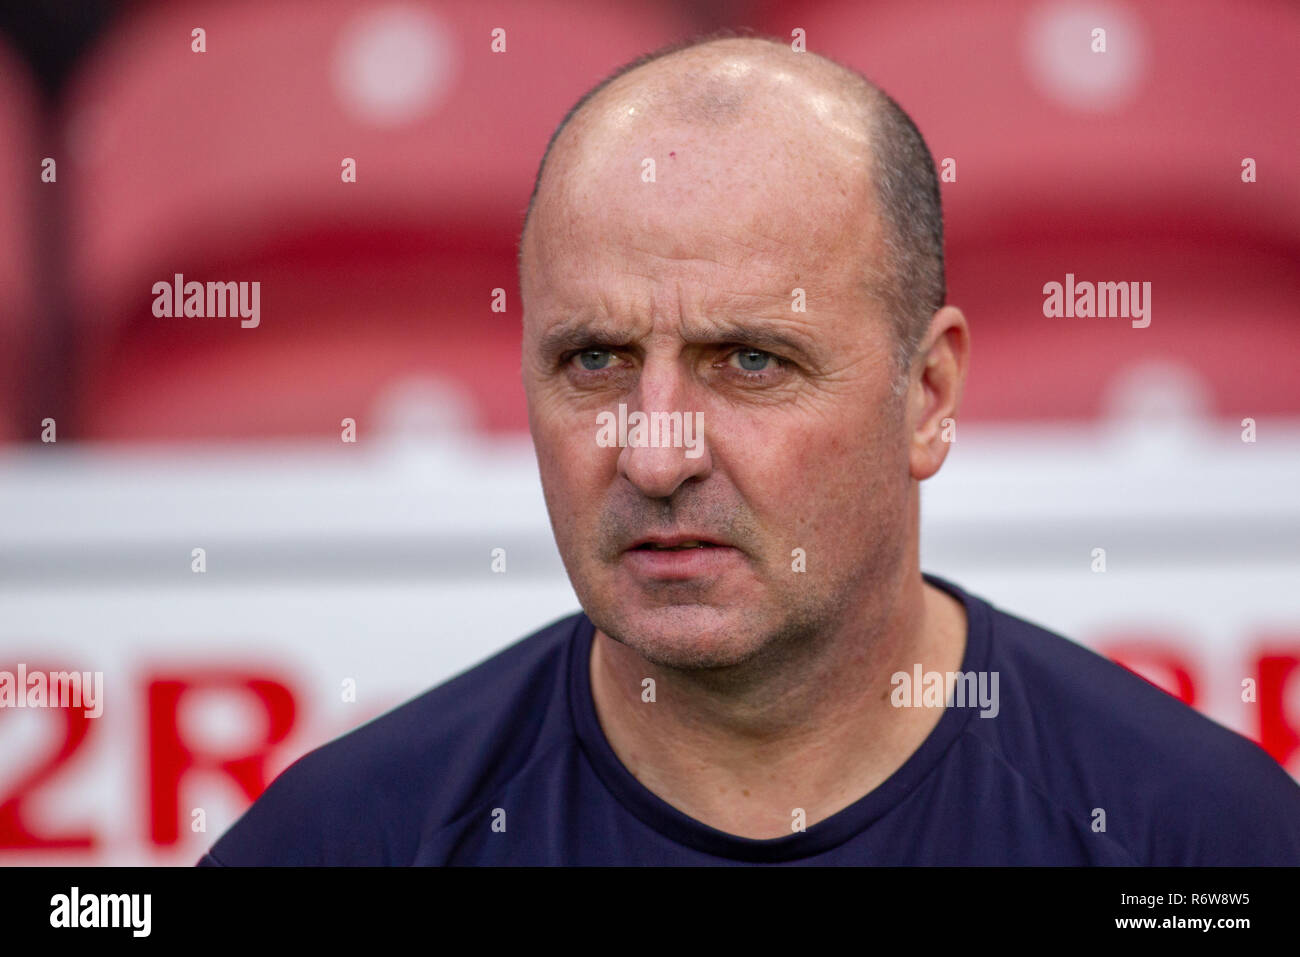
[729,349,778,372]
[572,349,622,372]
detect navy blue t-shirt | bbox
[200,574,1300,865]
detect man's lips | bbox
[626,534,732,551]
[621,535,742,581]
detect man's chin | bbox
[593,604,763,671]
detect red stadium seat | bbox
[758,0,1300,422]
[62,0,692,441]
[0,39,40,443]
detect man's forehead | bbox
[527,48,876,247]
[550,110,870,225]
[526,120,875,289]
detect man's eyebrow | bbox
[534,317,822,362]
[534,319,634,358]
[683,321,821,361]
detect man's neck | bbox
[587,576,968,840]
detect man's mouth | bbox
[628,535,730,552]
[634,540,720,551]
[621,535,740,580]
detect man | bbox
[201,34,1300,865]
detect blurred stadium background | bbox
[0,0,1296,864]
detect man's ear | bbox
[908,305,970,481]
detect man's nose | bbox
[616,363,711,499]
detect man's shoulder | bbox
[964,586,1300,864]
[978,592,1273,774]
[202,610,585,865]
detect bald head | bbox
[519,33,946,370]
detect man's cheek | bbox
[743,429,820,498]
[539,414,588,463]
[542,431,606,524]
[559,425,603,474]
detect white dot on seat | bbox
[1022,0,1146,113]
[332,4,458,127]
